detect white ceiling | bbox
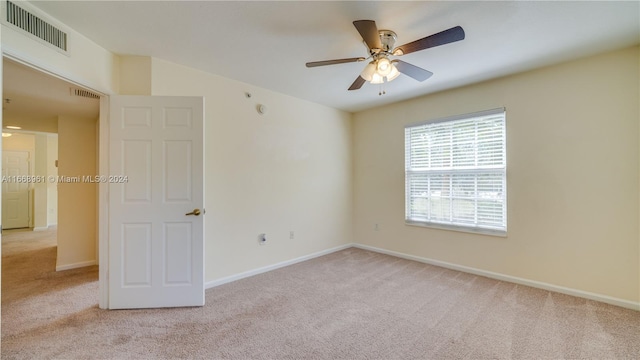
[28,1,640,113]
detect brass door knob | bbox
[185,209,201,216]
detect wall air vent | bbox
[5,1,68,52]
[71,88,100,100]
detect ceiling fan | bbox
[306,20,465,92]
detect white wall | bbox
[56,116,97,270]
[1,1,117,94]
[150,58,353,283]
[353,46,640,304]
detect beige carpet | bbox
[2,228,640,359]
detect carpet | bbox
[2,228,639,359]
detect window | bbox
[404,108,506,235]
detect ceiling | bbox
[3,58,100,133]
[22,1,640,113]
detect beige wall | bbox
[2,133,35,152]
[353,46,640,304]
[150,58,353,283]
[119,56,152,95]
[33,134,47,229]
[56,116,97,269]
[47,135,58,226]
[3,118,57,134]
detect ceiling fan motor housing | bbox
[377,30,397,54]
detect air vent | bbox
[71,88,100,100]
[5,1,67,52]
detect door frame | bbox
[98,94,109,309]
[1,50,112,309]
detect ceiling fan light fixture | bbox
[370,73,384,84]
[376,57,392,76]
[360,62,376,81]
[386,63,400,82]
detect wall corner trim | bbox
[352,243,640,311]
[55,260,96,272]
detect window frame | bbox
[404,108,507,237]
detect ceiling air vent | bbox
[5,1,67,52]
[71,88,100,100]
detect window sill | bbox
[405,220,507,238]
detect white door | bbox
[2,150,30,229]
[109,95,204,309]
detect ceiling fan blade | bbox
[393,60,433,82]
[393,26,465,56]
[353,20,382,50]
[348,76,366,91]
[306,57,365,68]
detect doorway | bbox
[2,57,99,272]
[1,132,58,232]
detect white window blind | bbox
[405,108,506,235]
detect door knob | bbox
[185,209,201,216]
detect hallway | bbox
[1,227,99,344]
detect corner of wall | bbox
[349,111,357,245]
[118,55,152,95]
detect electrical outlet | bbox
[289,231,295,239]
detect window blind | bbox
[405,108,506,234]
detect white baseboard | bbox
[33,226,49,231]
[205,243,353,289]
[353,243,640,311]
[56,260,97,272]
[202,242,639,311]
